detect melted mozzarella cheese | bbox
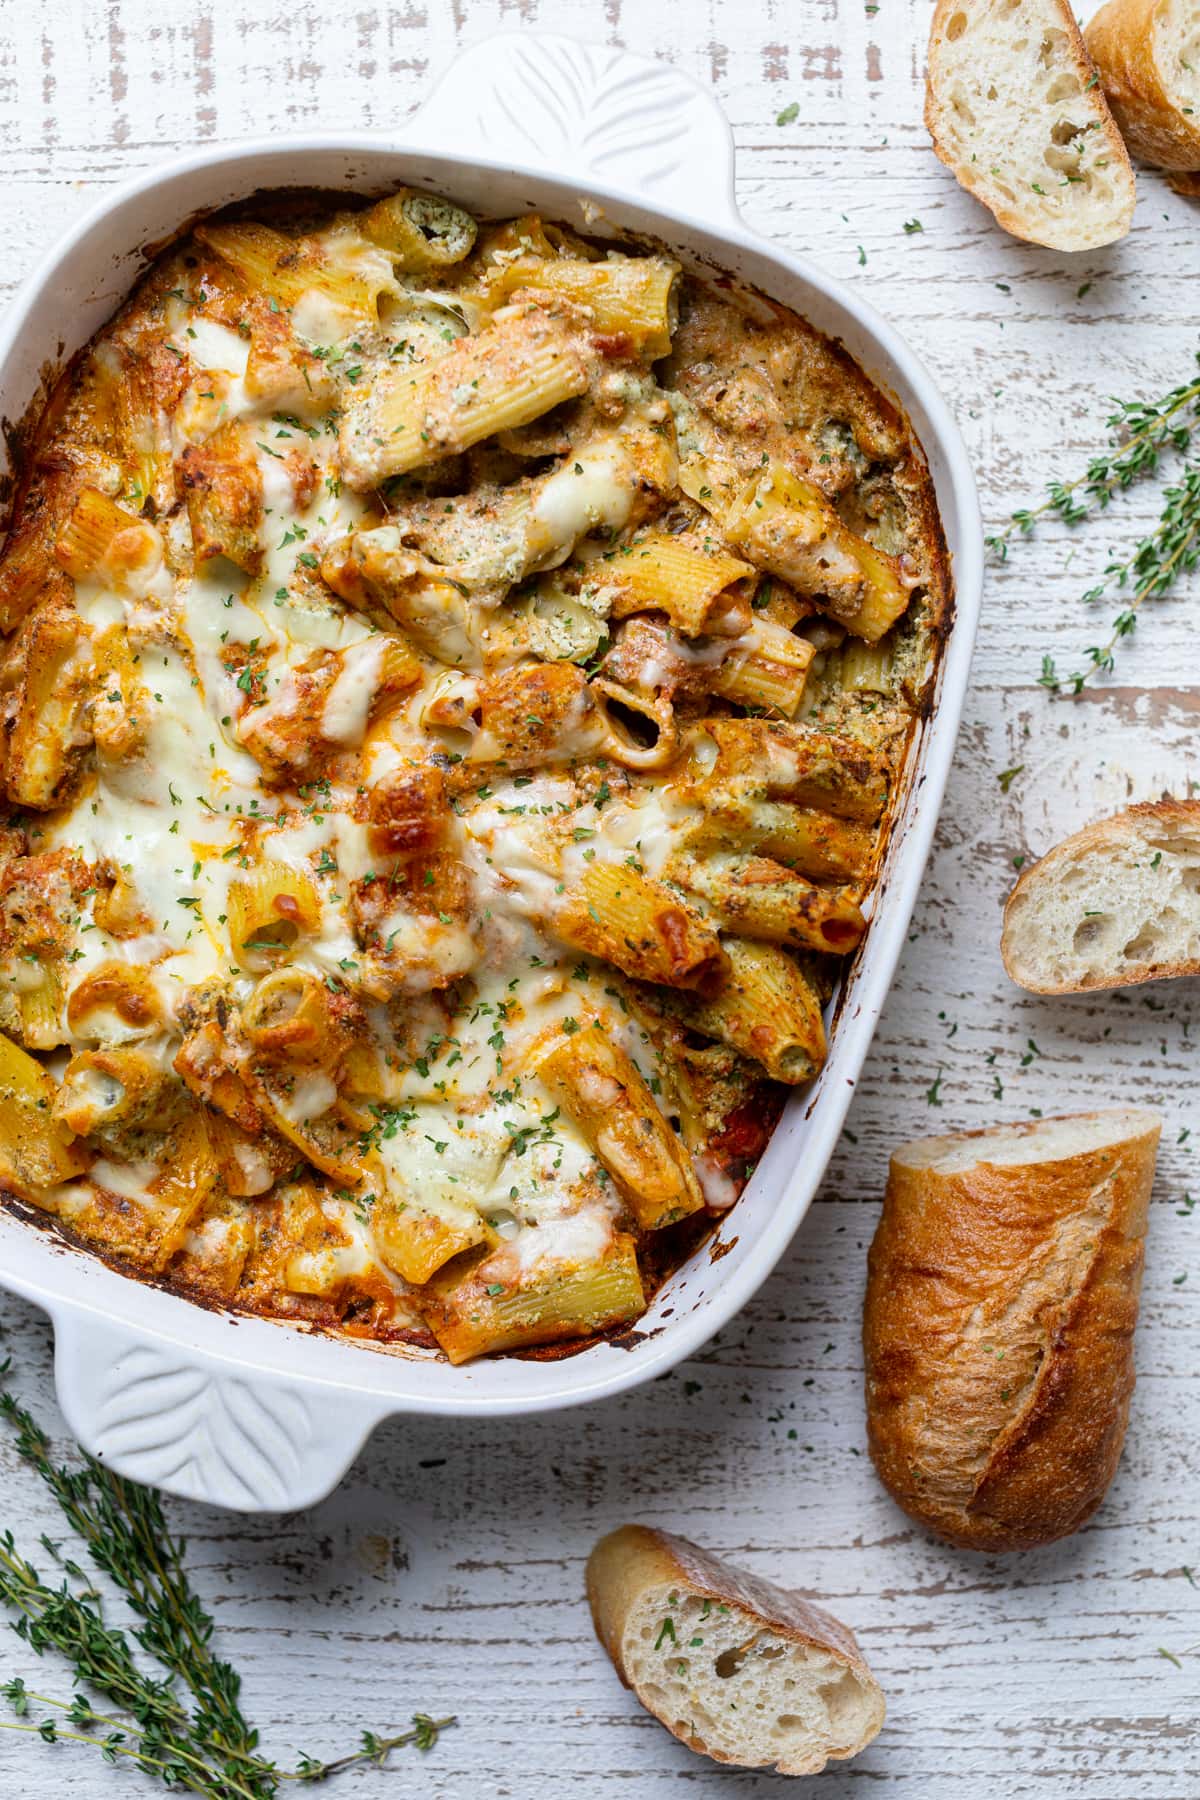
[321,638,385,745]
[530,434,635,551]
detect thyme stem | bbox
[987,370,1200,552]
[0,1372,455,1795]
[985,355,1200,693]
[0,1717,221,1779]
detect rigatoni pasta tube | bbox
[683,938,827,1083]
[197,221,391,316]
[0,1029,90,1192]
[553,863,726,993]
[723,463,912,644]
[54,487,162,588]
[595,532,754,636]
[91,623,146,763]
[710,615,816,716]
[275,1183,357,1298]
[366,764,449,855]
[673,854,866,955]
[483,251,679,356]
[703,718,888,823]
[251,1077,362,1186]
[0,535,57,635]
[683,796,874,883]
[361,189,478,270]
[6,603,94,809]
[53,1047,165,1138]
[178,423,265,576]
[371,1187,493,1286]
[420,1233,645,1364]
[828,635,895,694]
[242,969,339,1064]
[469,661,603,768]
[148,1110,218,1270]
[340,306,590,486]
[228,861,321,961]
[17,965,64,1050]
[592,679,679,772]
[538,1027,703,1229]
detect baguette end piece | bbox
[586,1525,884,1775]
[1001,799,1200,995]
[1085,0,1200,171]
[925,0,1136,250]
[864,1109,1161,1552]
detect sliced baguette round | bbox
[1002,799,1200,994]
[864,1109,1161,1552]
[1085,0,1200,170]
[585,1525,885,1775]
[926,0,1136,249]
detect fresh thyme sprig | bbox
[0,1374,454,1795]
[985,356,1200,693]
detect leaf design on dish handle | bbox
[460,36,729,202]
[92,1344,313,1510]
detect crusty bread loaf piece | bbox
[925,0,1136,249]
[586,1525,885,1775]
[1169,167,1200,192]
[1001,799,1200,994]
[1086,0,1200,169]
[864,1109,1160,1552]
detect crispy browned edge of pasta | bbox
[0,189,953,1361]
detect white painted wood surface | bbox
[0,0,1197,1793]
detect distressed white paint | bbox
[0,1,1197,1795]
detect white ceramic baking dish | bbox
[0,32,981,1512]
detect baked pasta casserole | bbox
[0,189,947,1362]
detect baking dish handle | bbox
[413,32,740,233]
[50,1309,384,1513]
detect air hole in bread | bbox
[1050,113,1083,141]
[946,10,967,40]
[1123,924,1163,961]
[1073,916,1107,951]
[757,1644,787,1661]
[820,1668,864,1729]
[987,83,999,101]
[714,1642,752,1678]
[1039,31,1066,67]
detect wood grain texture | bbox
[0,0,1197,1794]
